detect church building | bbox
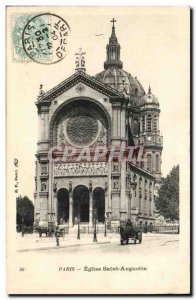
[34,20,163,228]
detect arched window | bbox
[149,182,152,216]
[149,198,152,215]
[147,114,152,132]
[112,47,116,60]
[133,118,140,135]
[142,115,145,132]
[154,115,157,133]
[133,174,137,197]
[139,177,142,212]
[147,154,152,172]
[155,154,159,172]
[144,179,148,190]
[133,174,137,182]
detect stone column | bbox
[128,191,132,220]
[120,160,126,212]
[89,180,93,227]
[48,161,52,216]
[110,97,122,222]
[107,161,112,212]
[53,181,58,224]
[69,192,73,227]
[54,193,58,224]
[34,161,40,221]
[120,101,127,219]
[145,114,147,133]
[105,180,108,214]
[68,180,73,227]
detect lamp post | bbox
[77,199,80,240]
[104,213,107,237]
[128,191,132,222]
[93,209,97,242]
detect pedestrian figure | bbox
[21,226,25,237]
[144,223,148,233]
[55,226,60,246]
[126,219,132,228]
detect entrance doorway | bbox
[57,188,69,224]
[73,185,89,223]
[93,187,105,223]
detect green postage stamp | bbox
[12,13,71,64]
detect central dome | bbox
[95,67,145,98]
[94,21,145,104]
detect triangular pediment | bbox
[38,71,123,102]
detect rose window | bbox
[66,110,98,146]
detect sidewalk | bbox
[16,232,179,252]
[17,233,112,252]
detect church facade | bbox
[34,21,163,227]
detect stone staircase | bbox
[69,223,105,235]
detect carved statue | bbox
[69,180,72,192]
[53,181,57,193]
[75,57,79,68]
[113,179,119,190]
[41,164,47,175]
[114,161,119,172]
[38,84,45,98]
[75,48,86,72]
[41,181,47,192]
[81,55,85,67]
[53,162,108,177]
[129,176,132,186]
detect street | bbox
[12,233,183,294]
[41,234,179,255]
[16,233,179,256]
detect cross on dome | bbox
[110,18,116,29]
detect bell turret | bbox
[104,18,123,69]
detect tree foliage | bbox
[155,165,179,221]
[16,196,34,226]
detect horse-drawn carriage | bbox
[119,221,142,245]
[35,225,65,237]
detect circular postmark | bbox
[22,13,70,64]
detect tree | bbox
[155,165,179,222]
[16,196,34,226]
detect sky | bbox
[7,7,190,201]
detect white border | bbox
[1,1,194,299]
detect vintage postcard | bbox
[6,6,190,294]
